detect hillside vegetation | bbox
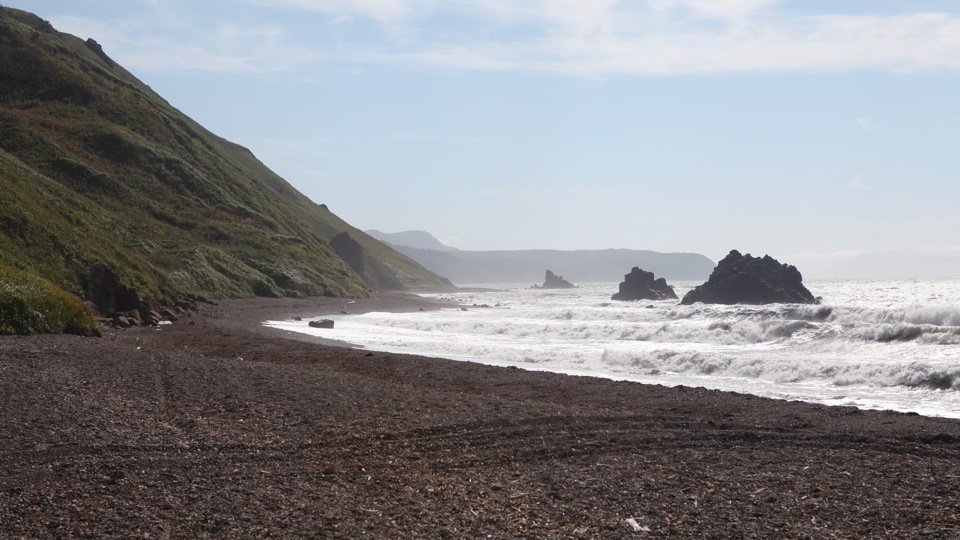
[0,7,449,310]
[0,261,97,335]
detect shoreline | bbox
[3,293,960,537]
[263,290,960,421]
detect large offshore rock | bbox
[611,267,677,301]
[681,250,817,305]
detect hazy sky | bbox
[20,0,960,278]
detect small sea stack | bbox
[611,267,677,301]
[535,270,575,289]
[681,250,818,305]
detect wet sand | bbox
[2,294,960,538]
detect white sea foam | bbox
[265,279,960,418]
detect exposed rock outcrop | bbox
[330,232,365,278]
[536,270,575,289]
[84,38,114,67]
[680,250,818,305]
[611,267,677,301]
[85,263,140,315]
[330,231,407,291]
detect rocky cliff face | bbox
[331,232,366,281]
[681,250,817,305]
[329,231,407,292]
[611,267,677,301]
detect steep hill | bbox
[369,231,716,285]
[0,7,450,308]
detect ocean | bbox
[266,279,960,418]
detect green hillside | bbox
[0,7,450,308]
[0,260,97,335]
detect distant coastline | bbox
[366,230,716,284]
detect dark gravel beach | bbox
[3,294,960,538]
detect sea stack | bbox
[680,250,817,305]
[611,267,677,301]
[537,270,575,289]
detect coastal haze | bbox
[26,0,960,280]
[367,229,716,284]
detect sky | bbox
[16,0,960,278]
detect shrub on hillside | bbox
[0,263,98,336]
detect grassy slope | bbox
[0,7,449,301]
[211,136,455,291]
[0,260,97,335]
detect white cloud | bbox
[397,10,960,76]
[651,0,780,23]
[247,0,415,22]
[49,15,317,74]
[538,0,620,38]
[50,2,960,76]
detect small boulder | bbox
[308,319,335,329]
[611,267,677,301]
[680,250,817,305]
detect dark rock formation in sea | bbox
[680,250,818,305]
[536,270,575,289]
[611,267,677,301]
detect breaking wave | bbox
[599,349,960,390]
[268,279,960,416]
